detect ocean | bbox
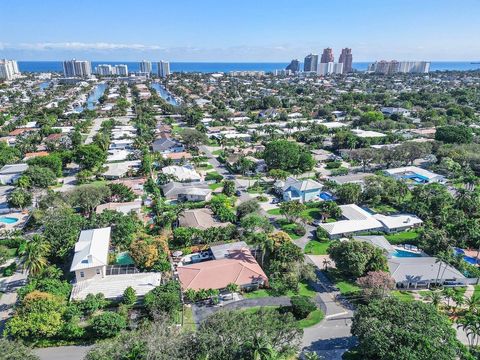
[17,61,480,74]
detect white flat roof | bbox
[70,272,161,300]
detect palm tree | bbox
[322,258,331,271]
[442,288,455,308]
[425,290,442,309]
[250,336,275,360]
[21,234,50,276]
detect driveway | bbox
[0,267,27,334]
[35,346,92,360]
[302,257,356,359]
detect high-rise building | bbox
[157,61,170,78]
[140,60,152,74]
[320,48,334,64]
[0,59,20,80]
[303,54,319,72]
[318,62,344,76]
[63,59,91,78]
[338,48,353,73]
[96,64,113,76]
[286,59,300,73]
[368,60,430,74]
[115,64,129,76]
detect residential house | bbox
[103,160,140,179]
[177,243,268,291]
[178,208,230,230]
[161,165,201,182]
[319,204,422,238]
[0,164,28,185]
[152,138,184,154]
[95,200,142,215]
[70,227,161,300]
[161,181,212,202]
[275,177,323,202]
[384,166,446,185]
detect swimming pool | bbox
[0,217,18,224]
[319,192,334,201]
[453,248,479,265]
[116,252,134,265]
[402,173,429,184]
[390,249,422,258]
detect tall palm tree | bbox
[21,234,50,276]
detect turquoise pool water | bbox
[116,252,134,265]
[391,249,422,258]
[0,217,18,224]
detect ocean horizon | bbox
[17,61,480,73]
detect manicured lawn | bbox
[267,208,281,216]
[297,309,325,328]
[182,305,196,331]
[371,204,398,214]
[474,285,480,297]
[243,282,317,299]
[385,230,419,245]
[212,149,223,156]
[280,223,302,240]
[391,290,415,302]
[326,270,360,295]
[301,208,322,220]
[196,163,213,170]
[304,240,332,255]
[241,305,280,315]
[208,182,223,190]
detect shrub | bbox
[90,312,127,338]
[122,287,137,306]
[325,161,342,169]
[290,295,316,319]
[293,224,306,236]
[79,293,108,315]
[2,262,17,277]
[205,172,223,182]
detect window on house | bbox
[80,271,85,278]
[96,268,101,275]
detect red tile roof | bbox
[177,249,268,291]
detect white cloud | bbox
[9,42,164,51]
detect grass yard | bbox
[182,305,196,331]
[385,230,419,245]
[391,290,414,302]
[243,282,317,299]
[267,208,281,216]
[278,222,302,240]
[196,163,214,170]
[211,149,223,156]
[297,309,325,328]
[301,208,323,221]
[371,204,398,214]
[474,285,480,298]
[326,270,361,295]
[208,182,223,190]
[304,240,332,255]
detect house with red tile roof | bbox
[177,246,268,291]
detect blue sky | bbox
[0,0,479,61]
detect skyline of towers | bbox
[320,48,335,64]
[286,59,300,73]
[303,54,319,72]
[139,60,152,74]
[63,59,91,78]
[0,59,20,80]
[157,60,170,77]
[339,48,353,73]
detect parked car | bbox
[235,190,242,196]
[312,219,322,226]
[271,198,280,204]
